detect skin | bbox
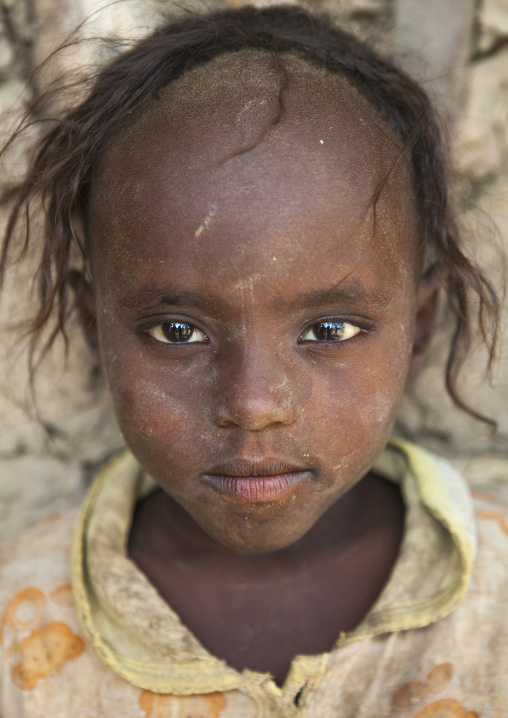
[73,52,440,684]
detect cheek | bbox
[360,345,411,441]
[311,333,412,468]
[346,363,404,442]
[101,341,218,470]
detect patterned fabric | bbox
[0,439,507,717]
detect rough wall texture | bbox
[0,0,507,541]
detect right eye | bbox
[146,322,208,345]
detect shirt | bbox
[1,438,508,717]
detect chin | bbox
[203,514,312,554]
[223,535,302,554]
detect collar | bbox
[71,438,476,696]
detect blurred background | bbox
[0,0,507,541]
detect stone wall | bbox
[1,0,507,541]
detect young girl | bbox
[0,5,505,717]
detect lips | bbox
[202,459,310,503]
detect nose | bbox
[211,344,300,431]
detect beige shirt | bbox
[1,438,507,717]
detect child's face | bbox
[87,54,421,552]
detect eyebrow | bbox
[118,280,391,312]
[282,283,391,310]
[118,286,208,311]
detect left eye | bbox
[146,322,208,344]
[300,321,362,342]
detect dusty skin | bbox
[72,51,441,683]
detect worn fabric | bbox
[0,439,507,717]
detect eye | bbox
[299,321,362,343]
[146,321,208,344]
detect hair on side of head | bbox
[0,3,500,423]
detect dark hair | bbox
[0,4,500,423]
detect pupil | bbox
[163,322,192,342]
[315,322,345,341]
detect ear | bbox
[67,269,99,356]
[408,263,446,381]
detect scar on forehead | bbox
[195,204,217,239]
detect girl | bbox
[0,5,505,717]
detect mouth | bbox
[202,459,311,504]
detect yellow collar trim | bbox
[71,439,476,696]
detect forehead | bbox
[89,50,418,292]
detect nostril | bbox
[212,396,298,430]
[216,413,292,431]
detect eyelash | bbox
[142,318,369,346]
[298,321,364,344]
[146,321,208,345]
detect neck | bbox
[128,471,396,568]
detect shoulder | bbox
[472,486,508,528]
[0,510,87,704]
[0,509,79,644]
[450,487,508,633]
[0,509,78,586]
[471,488,508,577]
